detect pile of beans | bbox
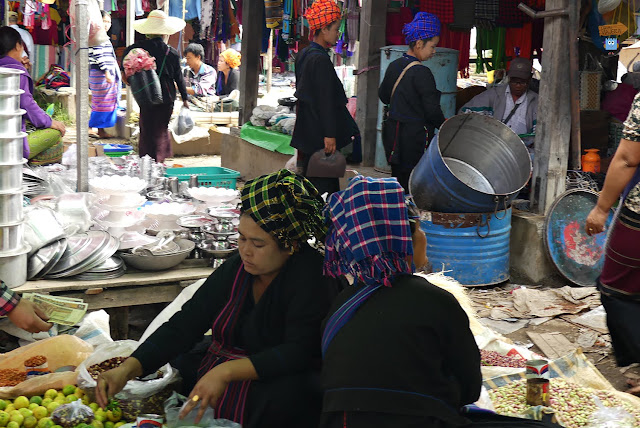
[87,357,129,380]
[0,368,27,387]
[24,355,47,367]
[480,350,527,368]
[488,378,640,427]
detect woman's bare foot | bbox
[97,129,114,139]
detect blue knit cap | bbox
[402,12,441,44]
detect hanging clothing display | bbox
[475,0,499,24]
[505,22,533,59]
[476,26,506,71]
[346,0,359,53]
[169,0,201,20]
[265,0,283,29]
[418,0,454,24]
[439,26,471,78]
[496,0,531,27]
[386,7,413,46]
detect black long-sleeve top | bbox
[321,274,482,426]
[123,37,188,106]
[291,42,355,155]
[132,247,332,380]
[216,68,239,97]
[379,54,446,169]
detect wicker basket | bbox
[580,54,602,111]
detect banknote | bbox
[22,293,88,326]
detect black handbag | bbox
[129,47,169,106]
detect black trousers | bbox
[391,164,412,195]
[297,151,340,196]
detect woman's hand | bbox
[95,358,143,409]
[324,137,336,155]
[585,206,609,236]
[105,70,114,84]
[51,120,66,137]
[183,100,190,109]
[179,367,230,424]
[7,299,52,333]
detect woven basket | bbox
[580,54,602,111]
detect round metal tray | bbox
[31,239,68,279]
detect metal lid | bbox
[544,189,614,287]
[0,68,24,75]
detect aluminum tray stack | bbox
[0,67,30,288]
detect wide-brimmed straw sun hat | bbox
[134,10,185,35]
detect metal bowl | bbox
[147,190,173,202]
[0,133,26,164]
[0,111,26,137]
[0,222,24,254]
[0,90,24,114]
[0,245,30,289]
[0,160,26,192]
[24,206,66,255]
[201,223,237,239]
[198,239,238,258]
[0,68,23,92]
[0,191,23,224]
[118,239,195,271]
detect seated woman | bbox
[0,27,66,165]
[214,48,241,111]
[320,177,562,428]
[96,170,332,428]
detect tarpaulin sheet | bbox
[240,123,295,156]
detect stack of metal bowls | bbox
[0,67,30,288]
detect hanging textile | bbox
[386,7,413,45]
[282,0,292,40]
[476,26,506,72]
[439,26,471,78]
[41,4,51,31]
[418,0,454,24]
[496,0,531,28]
[265,0,283,29]
[505,22,533,59]
[346,0,359,53]
[24,0,36,30]
[475,0,499,24]
[169,0,201,19]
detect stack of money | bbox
[21,293,88,326]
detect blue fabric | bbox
[587,0,606,52]
[169,0,201,20]
[402,11,441,44]
[89,108,117,128]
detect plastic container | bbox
[581,149,601,173]
[165,167,240,189]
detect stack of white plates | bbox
[90,176,148,239]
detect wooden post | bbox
[355,0,386,167]
[238,0,263,125]
[531,0,576,214]
[125,0,135,126]
[75,0,89,192]
[267,29,273,93]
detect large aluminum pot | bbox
[0,222,24,253]
[24,206,66,255]
[0,160,26,191]
[0,245,30,288]
[0,191,23,223]
[0,90,24,114]
[0,110,26,137]
[0,133,27,163]
[410,114,532,213]
[0,67,23,92]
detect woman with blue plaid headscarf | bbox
[318,176,482,428]
[379,11,446,194]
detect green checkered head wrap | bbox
[240,169,327,249]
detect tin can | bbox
[526,359,549,379]
[189,174,199,188]
[168,177,179,195]
[137,414,163,428]
[526,378,550,406]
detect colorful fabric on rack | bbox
[475,0,499,22]
[439,26,471,78]
[496,0,531,27]
[418,0,454,24]
[386,7,413,45]
[505,23,533,59]
[402,11,441,44]
[265,0,283,29]
[304,0,341,32]
[346,0,359,52]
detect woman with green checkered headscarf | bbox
[98,170,331,428]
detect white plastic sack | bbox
[77,340,179,399]
[173,106,194,136]
[62,144,77,167]
[74,310,113,346]
[598,0,622,14]
[164,392,241,428]
[284,149,299,174]
[69,0,109,47]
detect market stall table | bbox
[12,262,213,339]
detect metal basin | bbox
[0,160,26,191]
[24,206,66,255]
[0,110,26,137]
[118,239,195,271]
[410,114,532,213]
[0,90,24,114]
[0,191,23,223]
[0,68,23,92]
[0,222,24,254]
[0,133,27,163]
[0,245,30,289]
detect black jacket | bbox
[379,54,446,170]
[321,274,481,426]
[291,42,358,155]
[216,68,239,96]
[123,37,188,106]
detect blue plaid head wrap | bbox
[322,176,415,355]
[402,12,441,44]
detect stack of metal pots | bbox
[0,67,30,288]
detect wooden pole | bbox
[125,0,135,126]
[75,0,89,192]
[266,29,273,93]
[355,0,386,167]
[530,0,574,214]
[238,0,263,125]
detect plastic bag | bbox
[77,340,180,420]
[164,392,241,428]
[52,400,95,427]
[173,107,194,136]
[584,396,635,427]
[74,310,113,347]
[129,69,163,106]
[68,0,109,47]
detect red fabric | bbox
[602,83,638,122]
[33,20,58,45]
[496,0,532,27]
[438,26,471,78]
[386,7,413,45]
[505,22,533,59]
[418,0,454,24]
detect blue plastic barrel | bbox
[375,46,459,172]
[420,208,512,286]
